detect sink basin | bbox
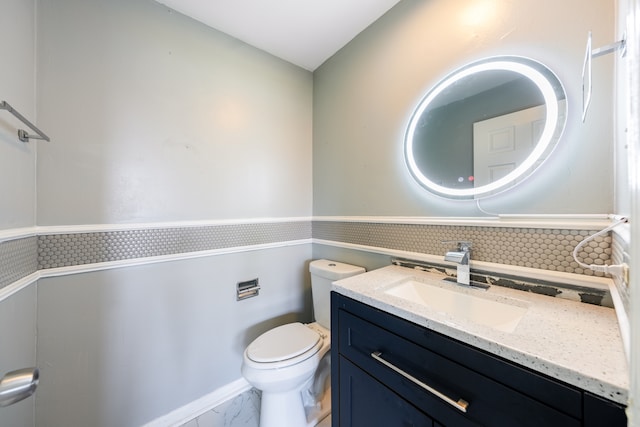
[384,279,528,333]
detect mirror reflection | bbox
[405,56,567,199]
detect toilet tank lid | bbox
[309,259,365,280]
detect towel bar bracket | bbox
[17,129,48,143]
[0,100,50,143]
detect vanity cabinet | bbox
[331,292,627,427]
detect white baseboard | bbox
[142,378,252,427]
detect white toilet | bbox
[241,259,365,427]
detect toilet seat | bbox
[247,322,321,363]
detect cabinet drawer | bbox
[338,309,580,427]
[339,356,437,427]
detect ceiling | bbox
[155,0,402,71]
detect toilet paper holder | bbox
[0,368,39,407]
[237,278,260,300]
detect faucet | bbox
[443,241,472,286]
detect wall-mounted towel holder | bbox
[0,100,50,142]
[582,31,627,122]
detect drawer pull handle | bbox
[371,351,469,413]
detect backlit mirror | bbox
[404,56,567,199]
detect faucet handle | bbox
[441,240,472,251]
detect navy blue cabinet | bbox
[340,356,436,426]
[331,292,627,427]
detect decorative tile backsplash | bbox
[611,231,630,316]
[37,222,311,269]
[313,221,610,276]
[1,220,614,300]
[0,236,38,289]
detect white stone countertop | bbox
[332,265,629,405]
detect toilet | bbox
[241,259,365,427]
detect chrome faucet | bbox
[443,241,472,286]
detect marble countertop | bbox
[332,265,629,405]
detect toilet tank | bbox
[309,259,365,329]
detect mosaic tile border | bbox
[611,232,630,316]
[1,219,616,305]
[312,221,612,277]
[0,236,38,290]
[38,222,311,269]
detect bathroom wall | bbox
[312,0,634,420]
[36,0,312,225]
[616,0,640,424]
[0,286,37,427]
[313,0,614,217]
[613,0,633,352]
[0,0,36,230]
[0,0,38,426]
[31,0,313,425]
[37,247,311,427]
[310,0,619,312]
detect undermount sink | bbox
[383,279,528,333]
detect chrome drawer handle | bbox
[371,351,469,413]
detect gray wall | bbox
[0,0,36,229]
[3,0,314,426]
[615,2,632,219]
[36,247,312,427]
[313,0,637,418]
[0,286,37,427]
[32,0,313,425]
[0,0,38,426]
[36,0,312,225]
[615,0,639,423]
[313,0,614,216]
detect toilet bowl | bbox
[241,260,365,427]
[242,322,330,427]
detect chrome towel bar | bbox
[0,100,50,142]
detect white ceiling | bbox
[155,0,402,71]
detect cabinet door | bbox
[339,356,434,427]
[583,392,627,427]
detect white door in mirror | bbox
[473,100,566,187]
[473,104,544,187]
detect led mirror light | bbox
[404,56,566,199]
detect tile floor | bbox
[181,389,260,427]
[179,387,332,427]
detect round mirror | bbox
[404,56,566,199]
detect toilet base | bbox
[304,385,331,427]
[260,389,307,427]
[258,383,331,427]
